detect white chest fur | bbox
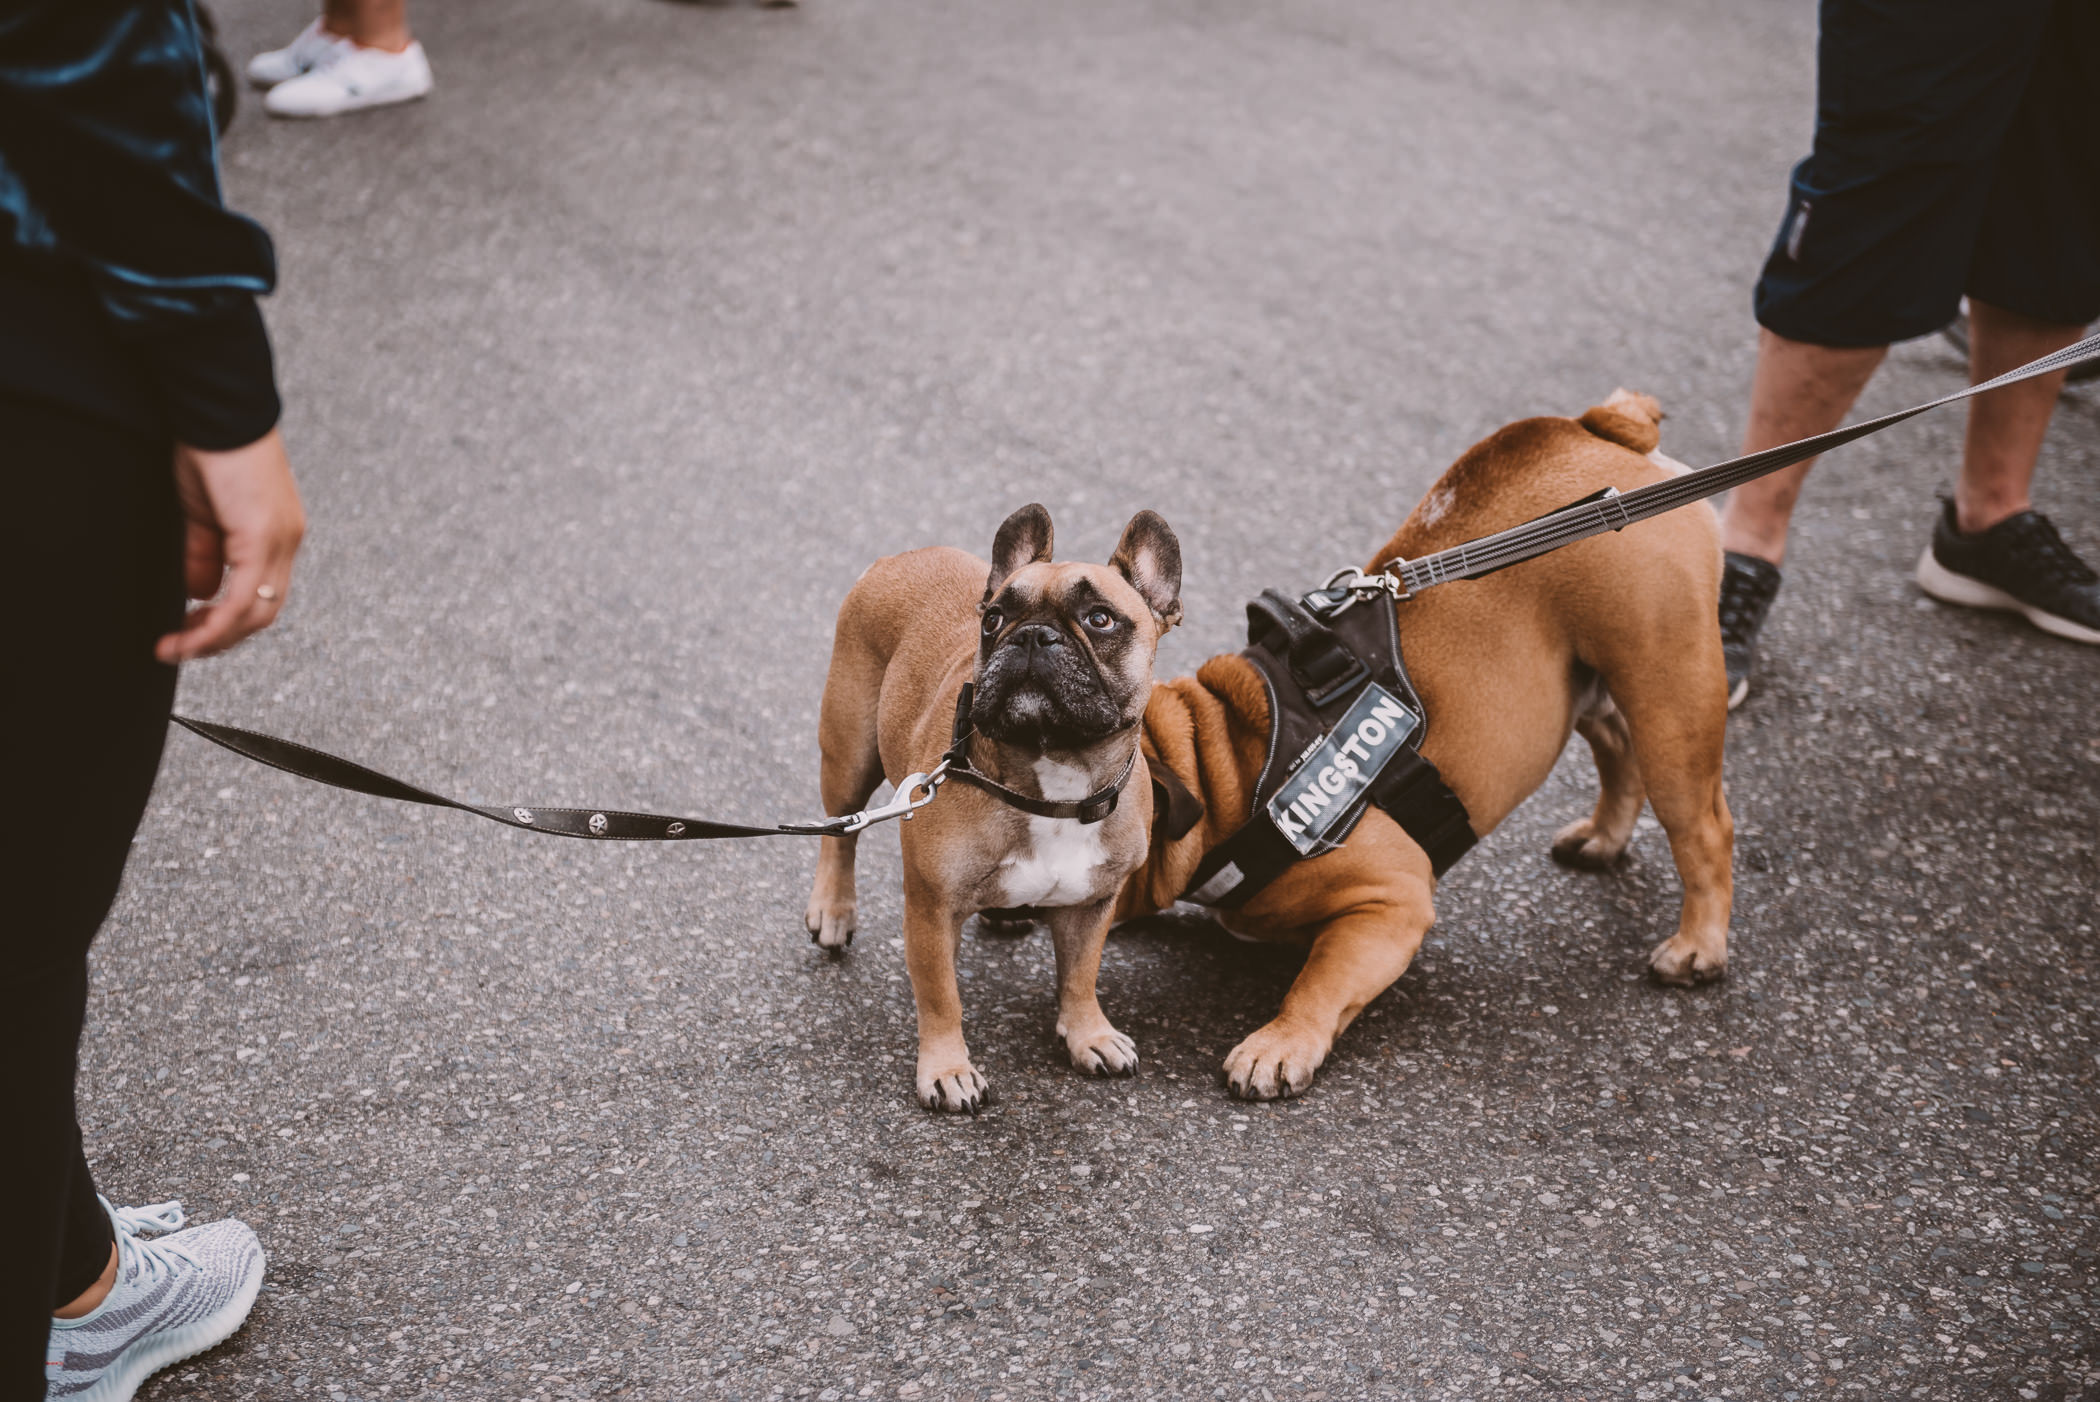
[993,760,1113,908]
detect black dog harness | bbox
[1176,578,1475,909]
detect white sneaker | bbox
[245,18,345,89]
[45,1199,266,1402]
[263,39,433,119]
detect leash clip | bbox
[837,760,950,834]
[1303,565,1408,618]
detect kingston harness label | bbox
[1265,683,1420,855]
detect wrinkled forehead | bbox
[995,561,1146,616]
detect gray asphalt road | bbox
[88,1,2097,1399]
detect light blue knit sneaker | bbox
[45,1199,265,1402]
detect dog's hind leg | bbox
[1597,662,1733,985]
[805,635,888,951]
[1550,679,1646,870]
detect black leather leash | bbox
[172,715,903,842]
[171,683,1139,845]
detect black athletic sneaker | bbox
[1718,551,1783,710]
[1916,500,2100,645]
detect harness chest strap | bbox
[1177,585,1475,910]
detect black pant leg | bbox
[0,392,183,1400]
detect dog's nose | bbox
[1012,623,1063,651]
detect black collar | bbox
[940,684,1136,824]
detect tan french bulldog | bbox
[806,505,1182,1112]
[1114,391,1734,1100]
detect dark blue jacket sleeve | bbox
[0,0,280,448]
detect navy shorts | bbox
[1754,0,2100,348]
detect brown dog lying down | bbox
[1113,390,1733,1100]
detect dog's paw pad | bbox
[1066,1027,1138,1078]
[1222,1022,1327,1101]
[916,1064,990,1115]
[1648,932,1726,986]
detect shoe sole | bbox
[1726,676,1748,711]
[1915,547,2100,645]
[67,1248,266,1402]
[266,84,430,118]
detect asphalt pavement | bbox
[89,0,2098,1398]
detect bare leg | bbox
[323,0,412,51]
[1956,300,2085,533]
[1718,329,1887,566]
[1045,900,1136,1076]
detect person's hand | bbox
[157,429,306,664]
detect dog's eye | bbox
[981,609,1003,636]
[1085,608,1115,631]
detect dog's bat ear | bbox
[984,503,1055,604]
[1111,510,1183,630]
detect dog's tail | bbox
[1578,388,1664,454]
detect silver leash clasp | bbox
[1305,564,1408,617]
[836,761,949,834]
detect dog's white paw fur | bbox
[1061,1021,1138,1077]
[1550,815,1631,869]
[1649,931,1726,985]
[916,1058,990,1114]
[1223,1019,1329,1100]
[805,900,856,950]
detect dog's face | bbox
[971,503,1182,752]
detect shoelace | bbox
[103,1199,207,1286]
[108,1200,187,1237]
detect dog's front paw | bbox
[915,1058,991,1115]
[1550,816,1629,870]
[1060,1020,1138,1078]
[1223,1019,1329,1100]
[1648,930,1727,986]
[804,898,856,950]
